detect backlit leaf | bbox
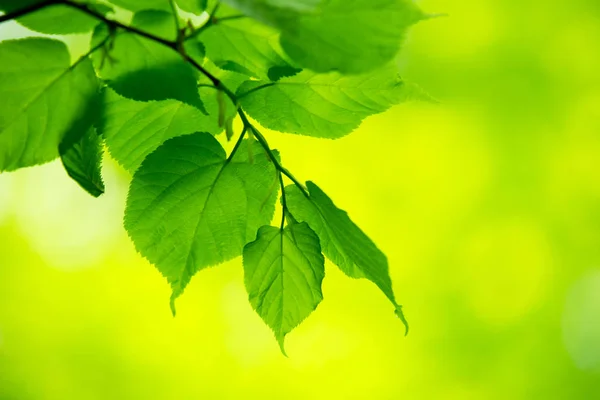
[98,88,221,173]
[243,222,325,353]
[60,128,105,198]
[16,4,101,34]
[124,133,279,309]
[222,0,424,73]
[175,0,207,14]
[285,181,408,333]
[0,38,99,171]
[238,64,415,138]
[201,18,296,80]
[107,0,170,12]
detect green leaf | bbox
[221,0,318,20]
[107,0,170,12]
[279,0,424,74]
[201,18,296,80]
[285,181,408,333]
[243,222,325,353]
[90,18,202,109]
[0,38,99,171]
[222,0,424,73]
[98,88,221,173]
[60,128,105,198]
[124,133,279,310]
[175,0,207,14]
[130,9,177,41]
[183,40,205,63]
[200,59,250,94]
[238,64,414,138]
[0,0,42,12]
[16,4,101,34]
[264,0,320,12]
[267,65,302,81]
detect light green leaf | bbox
[201,18,296,80]
[243,222,325,353]
[107,0,170,12]
[221,0,318,21]
[222,0,424,73]
[124,133,279,309]
[16,4,101,34]
[130,9,177,41]
[98,88,221,173]
[264,0,320,12]
[175,0,207,14]
[60,128,105,198]
[285,181,408,333]
[91,18,202,109]
[279,0,424,74]
[238,64,414,138]
[0,38,99,171]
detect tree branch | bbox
[1,0,308,196]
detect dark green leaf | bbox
[0,38,99,171]
[285,181,408,333]
[238,64,415,138]
[214,60,256,77]
[90,19,202,109]
[0,0,42,12]
[60,128,105,198]
[124,133,279,310]
[98,88,221,173]
[243,222,325,353]
[267,65,302,81]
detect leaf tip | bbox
[395,305,409,336]
[422,12,449,22]
[277,335,289,357]
[169,294,178,317]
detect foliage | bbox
[0,0,432,352]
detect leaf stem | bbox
[225,126,248,163]
[278,171,287,229]
[62,0,177,49]
[168,0,182,37]
[237,82,276,100]
[248,124,309,197]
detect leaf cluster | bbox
[0,0,433,352]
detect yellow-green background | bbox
[1,0,600,398]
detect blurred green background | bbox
[1,0,600,398]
